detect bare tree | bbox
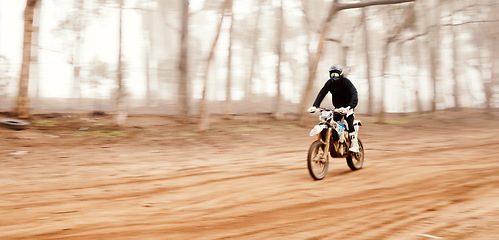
[246,0,264,123]
[178,0,189,121]
[491,0,499,111]
[426,0,442,112]
[451,5,461,110]
[273,0,284,119]
[115,0,126,126]
[224,0,234,118]
[72,0,84,100]
[199,0,230,131]
[15,0,38,118]
[141,5,153,107]
[413,38,423,113]
[31,0,42,107]
[361,7,373,115]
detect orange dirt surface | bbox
[1,110,498,240]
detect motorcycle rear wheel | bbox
[346,139,364,171]
[307,140,329,180]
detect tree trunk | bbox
[198,0,229,131]
[483,38,492,113]
[474,51,489,111]
[413,38,423,113]
[72,53,81,99]
[302,0,312,109]
[246,0,264,124]
[115,0,126,126]
[361,7,373,116]
[451,16,460,110]
[142,7,152,107]
[224,0,233,118]
[31,0,41,109]
[487,0,499,113]
[178,0,189,120]
[15,0,38,119]
[491,0,499,112]
[427,0,441,112]
[71,0,84,100]
[148,4,160,107]
[273,0,283,119]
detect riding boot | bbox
[349,132,359,153]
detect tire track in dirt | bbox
[22,157,496,240]
[195,167,498,239]
[0,169,279,213]
[153,141,499,239]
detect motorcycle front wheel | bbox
[307,140,329,180]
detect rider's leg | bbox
[345,114,355,133]
[346,113,359,153]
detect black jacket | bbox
[313,77,358,109]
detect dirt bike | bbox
[307,107,364,180]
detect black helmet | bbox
[329,64,344,81]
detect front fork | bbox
[318,128,332,161]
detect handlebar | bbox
[309,107,344,114]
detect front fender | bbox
[309,124,327,136]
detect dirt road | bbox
[1,111,498,239]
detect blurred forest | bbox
[0,0,498,128]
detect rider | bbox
[308,64,359,153]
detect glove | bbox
[337,106,351,115]
[308,106,318,113]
